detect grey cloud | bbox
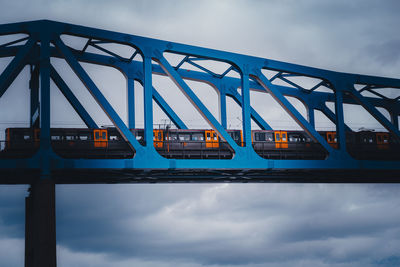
[0,186,28,239]
[52,184,400,266]
[366,40,400,66]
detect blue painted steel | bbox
[155,54,239,150]
[50,66,98,129]
[241,69,252,148]
[29,64,40,128]
[332,81,348,153]
[152,87,188,129]
[251,71,336,156]
[39,34,52,177]
[0,20,399,179]
[127,77,135,129]
[143,54,154,147]
[54,36,145,153]
[0,38,35,98]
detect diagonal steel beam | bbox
[316,104,352,132]
[54,37,143,152]
[155,54,239,150]
[251,70,335,155]
[50,65,98,129]
[0,38,35,98]
[349,87,400,140]
[228,88,273,130]
[152,87,188,129]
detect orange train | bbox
[1,127,399,160]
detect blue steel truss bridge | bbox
[0,20,399,183]
[0,19,400,267]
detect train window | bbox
[102,132,107,140]
[170,133,178,140]
[51,136,60,140]
[206,132,211,140]
[282,133,287,141]
[95,131,100,140]
[231,132,239,140]
[236,132,241,141]
[275,133,280,141]
[24,135,30,140]
[109,135,118,140]
[266,133,273,142]
[256,132,266,141]
[213,133,218,141]
[80,135,88,141]
[289,135,298,142]
[66,136,73,140]
[377,135,382,142]
[153,132,162,140]
[192,133,204,141]
[179,134,191,141]
[136,135,143,140]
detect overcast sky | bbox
[1,0,400,266]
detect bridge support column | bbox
[25,179,56,267]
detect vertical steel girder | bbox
[29,64,40,128]
[127,77,135,129]
[0,20,399,171]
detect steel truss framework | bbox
[0,20,399,183]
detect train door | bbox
[326,132,338,149]
[94,129,108,148]
[153,129,164,148]
[274,131,288,149]
[376,132,389,150]
[280,131,288,148]
[205,130,219,148]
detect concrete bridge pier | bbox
[25,179,56,267]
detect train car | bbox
[1,127,398,160]
[155,128,235,159]
[50,128,134,159]
[252,130,326,159]
[348,130,399,160]
[131,128,241,159]
[0,128,40,158]
[1,127,134,159]
[319,130,399,160]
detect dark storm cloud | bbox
[0,186,28,239]
[53,184,400,267]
